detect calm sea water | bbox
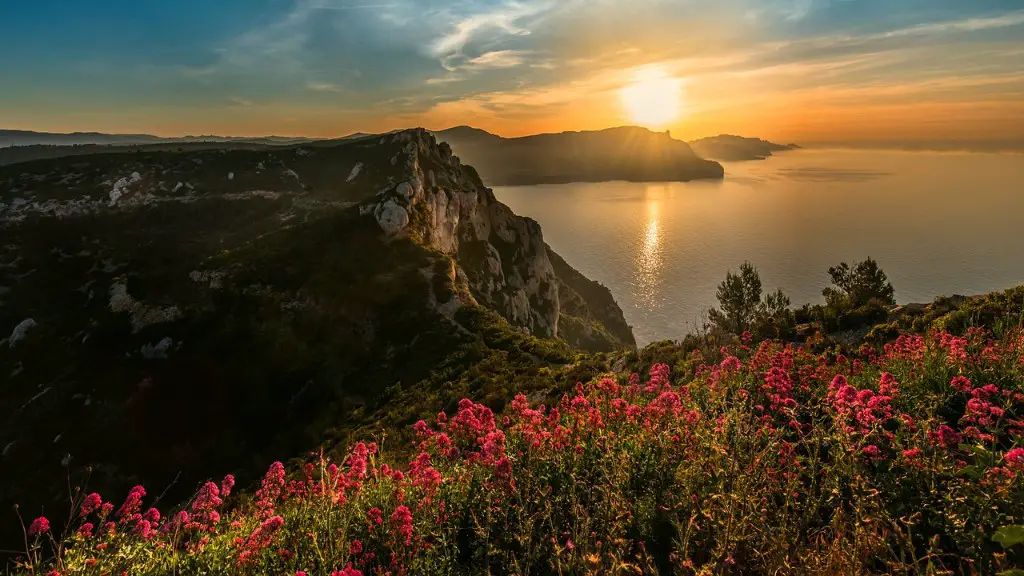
[494,149,1024,346]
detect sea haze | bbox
[495,149,1024,346]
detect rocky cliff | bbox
[0,128,633,548]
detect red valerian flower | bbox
[392,505,414,545]
[80,492,102,517]
[1005,448,1024,471]
[332,565,363,576]
[29,516,50,536]
[117,485,147,520]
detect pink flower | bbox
[950,376,972,393]
[77,522,94,538]
[720,356,741,373]
[332,565,363,576]
[117,485,147,520]
[221,474,236,498]
[391,505,414,545]
[367,507,383,525]
[349,539,363,555]
[80,492,102,517]
[1005,448,1024,471]
[296,572,308,576]
[29,516,50,536]
[862,445,882,459]
[929,424,962,449]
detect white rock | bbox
[109,281,135,313]
[375,200,410,235]
[172,182,184,193]
[396,182,414,201]
[9,318,37,347]
[347,162,363,182]
[228,172,234,181]
[141,337,174,359]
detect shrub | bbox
[823,257,896,311]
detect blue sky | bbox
[1,0,1023,145]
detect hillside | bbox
[0,130,634,551]
[431,126,724,185]
[688,134,800,161]
[10,286,1024,574]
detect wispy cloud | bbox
[429,0,559,59]
[307,82,346,93]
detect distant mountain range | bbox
[0,129,328,148]
[1,127,801,181]
[430,126,725,185]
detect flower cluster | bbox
[17,327,1024,576]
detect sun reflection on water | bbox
[634,186,665,308]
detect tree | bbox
[822,257,896,310]
[757,288,795,338]
[710,263,796,338]
[708,262,762,334]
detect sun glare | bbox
[619,67,684,129]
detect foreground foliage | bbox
[15,327,1024,575]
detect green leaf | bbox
[992,525,1024,549]
[996,570,1024,576]
[956,465,982,480]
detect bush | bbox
[709,263,794,338]
[823,257,896,311]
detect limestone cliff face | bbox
[363,129,560,339]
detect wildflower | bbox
[950,376,972,393]
[929,424,962,449]
[221,474,236,497]
[367,507,383,526]
[77,522,94,538]
[29,516,50,536]
[392,505,413,545]
[133,519,156,540]
[720,356,741,372]
[80,492,102,517]
[117,485,146,520]
[862,445,882,459]
[333,565,363,576]
[237,515,285,565]
[1006,448,1024,471]
[349,539,363,555]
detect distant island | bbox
[688,134,800,161]
[431,126,724,185]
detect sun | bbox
[619,67,684,129]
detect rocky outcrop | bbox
[365,129,561,339]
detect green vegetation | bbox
[708,262,794,339]
[13,316,1024,575]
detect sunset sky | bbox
[2,0,1023,147]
